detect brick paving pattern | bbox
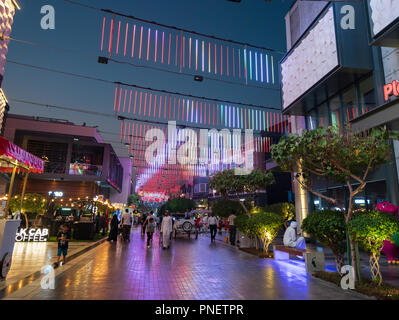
[3,228,370,300]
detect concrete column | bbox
[291,115,309,231]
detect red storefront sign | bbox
[384,80,399,101]
[0,136,44,173]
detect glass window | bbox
[365,180,387,210]
[329,95,342,131]
[318,103,329,128]
[342,86,358,123]
[27,140,67,174]
[70,145,104,176]
[307,109,317,130]
[359,76,376,115]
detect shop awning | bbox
[0,136,44,173]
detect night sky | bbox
[3,0,294,157]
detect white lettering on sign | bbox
[48,191,63,197]
[15,228,49,242]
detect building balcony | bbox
[368,0,399,47]
[280,2,373,115]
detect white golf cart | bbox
[172,213,198,240]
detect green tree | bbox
[209,168,275,216]
[264,202,295,226]
[349,211,399,286]
[165,198,195,213]
[235,209,283,254]
[211,199,244,218]
[302,210,347,274]
[250,211,283,254]
[127,193,142,207]
[271,126,394,282]
[10,193,47,228]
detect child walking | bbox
[146,217,156,248]
[56,224,71,265]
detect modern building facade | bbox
[3,114,131,205]
[281,0,399,226]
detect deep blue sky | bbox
[3,0,293,157]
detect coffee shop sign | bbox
[15,228,49,242]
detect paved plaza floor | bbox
[0,241,97,291]
[1,228,371,300]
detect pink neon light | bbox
[131,24,136,57]
[147,28,151,61]
[168,33,171,65]
[118,88,122,112]
[116,21,121,55]
[175,35,179,67]
[139,26,143,59]
[101,17,106,51]
[182,36,185,68]
[149,93,152,116]
[124,23,128,56]
[154,95,157,117]
[159,96,162,118]
[144,92,147,116]
[173,97,176,120]
[113,87,118,111]
[238,50,241,79]
[214,44,217,75]
[178,98,181,121]
[108,18,114,54]
[220,45,223,76]
[134,91,137,113]
[227,47,229,77]
[162,32,165,64]
[123,89,127,112]
[139,92,142,115]
[232,48,235,78]
[128,90,132,113]
[154,30,158,63]
[168,96,171,119]
[120,121,123,140]
[189,38,192,69]
[164,96,167,118]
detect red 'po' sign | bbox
[384,80,399,101]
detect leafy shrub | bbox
[349,211,399,285]
[250,211,283,253]
[211,199,244,218]
[264,202,295,224]
[235,209,283,254]
[10,193,47,215]
[301,209,346,272]
[164,198,195,213]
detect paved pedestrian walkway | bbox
[0,240,105,292]
[2,228,370,300]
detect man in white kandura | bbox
[161,210,173,249]
[283,221,306,250]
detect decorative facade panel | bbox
[369,0,399,37]
[281,7,338,110]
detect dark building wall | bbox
[18,179,100,200]
[266,172,293,205]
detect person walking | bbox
[121,208,133,241]
[56,224,71,265]
[146,217,156,248]
[141,212,148,236]
[161,211,173,249]
[208,213,218,242]
[228,212,237,246]
[107,213,119,242]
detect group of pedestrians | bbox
[139,210,173,249]
[206,212,237,245]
